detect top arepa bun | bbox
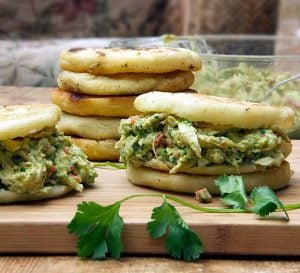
[59,47,201,74]
[0,104,61,140]
[134,91,295,129]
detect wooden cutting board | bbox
[1,147,300,256]
[1,87,300,256]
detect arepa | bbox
[72,138,119,161]
[126,161,292,195]
[134,92,294,129]
[59,47,201,74]
[56,112,120,140]
[57,70,194,95]
[0,104,60,141]
[0,185,73,204]
[51,88,139,117]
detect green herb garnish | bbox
[68,175,300,261]
[68,201,124,259]
[251,186,289,220]
[147,198,203,260]
[215,175,248,209]
[215,176,289,220]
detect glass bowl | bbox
[110,35,300,138]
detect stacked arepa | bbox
[51,47,201,161]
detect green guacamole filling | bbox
[0,128,97,194]
[118,113,285,174]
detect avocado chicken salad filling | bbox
[0,128,97,194]
[118,113,288,174]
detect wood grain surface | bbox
[1,86,300,272]
[1,256,300,273]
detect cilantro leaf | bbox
[215,175,248,209]
[147,199,203,261]
[251,186,289,220]
[68,201,124,259]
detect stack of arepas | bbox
[51,47,201,161]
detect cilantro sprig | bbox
[68,201,124,259]
[68,175,300,261]
[215,175,290,220]
[68,194,205,261]
[215,175,248,209]
[251,186,289,220]
[147,198,203,260]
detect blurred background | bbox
[0,0,299,87]
[0,0,299,38]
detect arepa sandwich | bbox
[117,91,294,194]
[0,104,97,203]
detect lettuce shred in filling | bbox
[117,113,286,174]
[0,128,97,194]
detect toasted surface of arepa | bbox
[56,112,120,139]
[57,70,194,95]
[134,92,295,129]
[51,88,139,117]
[0,104,61,141]
[60,47,201,74]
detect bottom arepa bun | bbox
[126,161,292,195]
[0,185,73,204]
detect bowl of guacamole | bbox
[192,60,300,138]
